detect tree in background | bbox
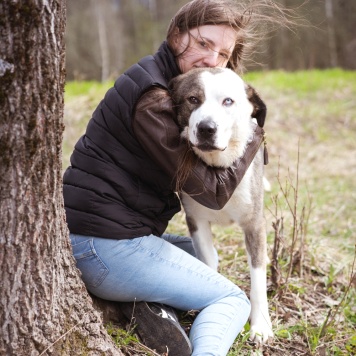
[0,1,122,354]
[325,0,338,67]
[66,0,126,81]
[251,0,356,71]
[66,0,187,80]
[66,0,356,81]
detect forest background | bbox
[66,0,356,81]
[63,1,356,354]
[1,1,354,355]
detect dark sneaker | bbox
[119,301,192,356]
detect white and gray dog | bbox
[170,67,273,344]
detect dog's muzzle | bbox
[195,119,219,151]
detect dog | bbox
[169,67,273,344]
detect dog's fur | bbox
[170,67,273,344]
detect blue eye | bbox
[223,98,234,107]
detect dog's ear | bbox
[245,84,266,128]
[168,76,182,103]
[168,78,181,111]
[168,77,177,93]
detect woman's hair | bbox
[167,0,299,73]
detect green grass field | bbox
[63,70,356,355]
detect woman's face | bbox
[175,25,238,73]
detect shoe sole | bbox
[120,301,192,356]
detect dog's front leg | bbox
[245,228,273,344]
[186,216,218,270]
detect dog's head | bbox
[170,67,266,166]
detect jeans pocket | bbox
[71,238,109,288]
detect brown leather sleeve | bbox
[132,87,263,210]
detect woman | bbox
[64,1,262,354]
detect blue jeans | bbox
[70,233,251,356]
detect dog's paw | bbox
[249,321,274,345]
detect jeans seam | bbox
[216,298,249,355]
[136,241,238,293]
[90,239,110,287]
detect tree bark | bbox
[0,1,122,355]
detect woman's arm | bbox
[132,87,261,210]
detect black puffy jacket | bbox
[63,42,182,239]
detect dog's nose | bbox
[197,120,217,139]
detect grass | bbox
[63,69,356,355]
[244,69,356,95]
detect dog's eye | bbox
[188,96,200,104]
[223,98,234,107]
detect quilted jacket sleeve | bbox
[132,87,263,210]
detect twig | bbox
[39,320,82,356]
[125,343,162,356]
[319,244,356,338]
[276,140,306,286]
[271,215,283,288]
[287,140,300,282]
[127,299,137,332]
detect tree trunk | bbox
[325,0,338,67]
[0,1,122,355]
[92,0,110,82]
